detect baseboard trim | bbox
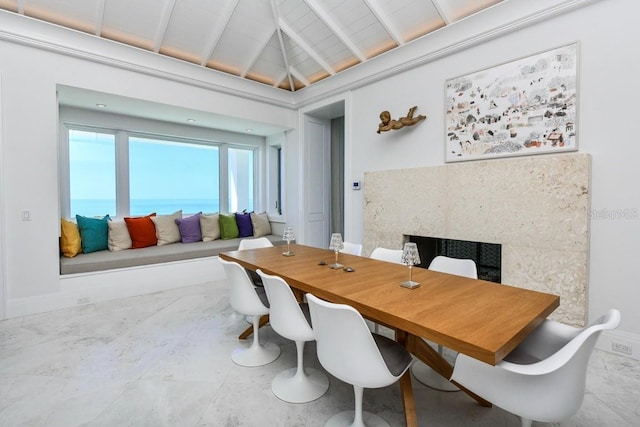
[596,329,640,361]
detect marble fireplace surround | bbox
[363,153,591,326]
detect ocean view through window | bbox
[64,125,258,218]
[71,199,223,216]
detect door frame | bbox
[297,93,352,247]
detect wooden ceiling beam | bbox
[153,0,176,53]
[241,29,276,78]
[362,0,403,45]
[200,0,239,66]
[270,0,295,91]
[289,65,309,87]
[279,18,335,76]
[431,0,452,25]
[304,0,366,62]
[94,0,106,36]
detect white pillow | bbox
[200,213,221,241]
[251,212,272,237]
[151,210,182,246]
[108,220,132,251]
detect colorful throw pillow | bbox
[235,212,254,237]
[250,212,272,237]
[219,213,239,240]
[76,214,110,254]
[60,218,82,257]
[124,213,157,248]
[175,212,202,243]
[151,210,182,246]
[200,213,220,241]
[107,220,132,251]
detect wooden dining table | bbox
[220,243,560,427]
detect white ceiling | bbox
[0,0,504,92]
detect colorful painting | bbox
[445,43,578,162]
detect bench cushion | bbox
[60,234,284,275]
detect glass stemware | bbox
[328,233,344,269]
[282,227,295,256]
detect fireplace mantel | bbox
[363,153,591,326]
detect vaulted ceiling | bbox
[0,0,504,92]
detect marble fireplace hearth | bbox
[363,153,590,326]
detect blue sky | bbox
[70,130,220,200]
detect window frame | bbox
[60,121,261,219]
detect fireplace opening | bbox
[407,235,501,283]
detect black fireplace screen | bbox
[407,235,501,283]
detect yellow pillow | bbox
[60,218,82,258]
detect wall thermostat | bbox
[352,181,361,190]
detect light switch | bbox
[21,210,32,221]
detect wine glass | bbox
[282,227,295,256]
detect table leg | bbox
[405,334,491,407]
[395,331,418,427]
[238,314,269,340]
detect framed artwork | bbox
[445,43,578,162]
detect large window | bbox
[68,129,116,216]
[129,136,220,215]
[64,126,258,218]
[227,147,254,213]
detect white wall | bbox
[0,37,296,311]
[344,0,640,344]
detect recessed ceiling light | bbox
[186,118,196,123]
[245,128,253,132]
[96,103,107,108]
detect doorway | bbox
[301,99,346,248]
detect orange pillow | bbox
[124,213,157,248]
[60,218,82,257]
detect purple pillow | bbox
[175,213,202,243]
[235,212,254,237]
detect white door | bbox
[303,115,331,248]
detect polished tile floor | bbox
[0,280,638,427]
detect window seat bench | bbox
[60,234,285,275]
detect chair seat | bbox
[255,286,269,308]
[450,309,621,426]
[372,333,413,377]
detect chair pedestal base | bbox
[271,367,329,403]
[411,361,460,391]
[325,410,390,427]
[232,341,280,367]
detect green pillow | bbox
[76,214,110,253]
[219,213,239,240]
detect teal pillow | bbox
[76,215,110,253]
[219,213,239,240]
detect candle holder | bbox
[328,233,344,269]
[282,227,295,256]
[400,242,421,289]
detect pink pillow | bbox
[175,213,202,243]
